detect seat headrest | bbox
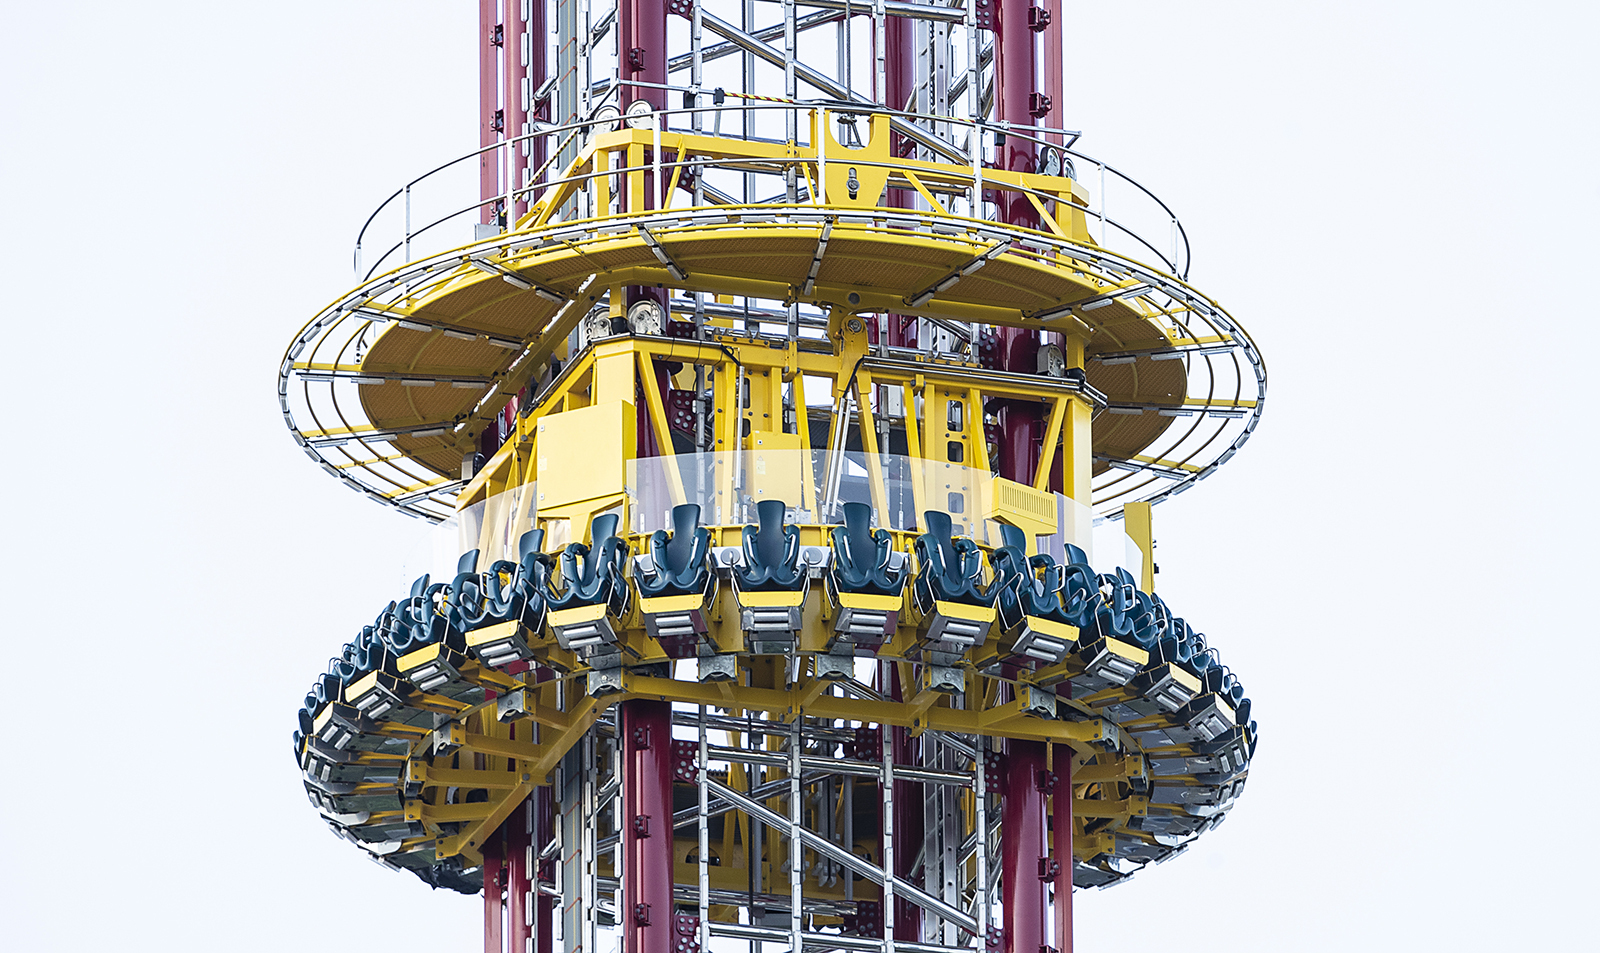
[590,512,621,544]
[517,528,545,560]
[841,501,875,558]
[666,503,703,570]
[754,499,789,566]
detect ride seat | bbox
[546,514,631,663]
[737,499,804,591]
[912,510,988,607]
[829,501,906,596]
[638,504,712,598]
[547,513,630,612]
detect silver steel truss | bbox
[550,697,998,953]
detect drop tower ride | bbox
[282,3,1267,953]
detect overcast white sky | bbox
[2,1,1595,949]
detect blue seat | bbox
[1055,544,1100,628]
[913,510,988,607]
[1151,615,1195,667]
[991,524,1067,627]
[639,504,712,598]
[445,549,486,629]
[1125,588,1168,649]
[547,514,630,611]
[384,574,454,655]
[829,501,906,596]
[1085,568,1137,642]
[456,530,551,628]
[737,499,804,591]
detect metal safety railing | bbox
[350,98,1192,284]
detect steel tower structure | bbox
[283,4,1266,953]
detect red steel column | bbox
[1052,745,1074,953]
[993,0,1049,482]
[504,0,530,221]
[1043,0,1063,145]
[1001,740,1048,953]
[508,797,533,953]
[480,0,502,225]
[619,0,667,111]
[484,826,506,953]
[619,0,668,313]
[622,700,675,953]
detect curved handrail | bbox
[347,98,1193,281]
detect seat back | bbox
[989,524,1030,625]
[642,503,711,597]
[920,511,960,583]
[753,500,789,569]
[582,513,622,582]
[738,499,803,590]
[914,510,987,604]
[839,502,878,569]
[517,529,545,561]
[664,504,704,575]
[550,513,628,608]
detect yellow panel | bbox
[1122,501,1155,593]
[745,430,808,506]
[932,600,997,624]
[736,589,808,608]
[987,477,1059,541]
[536,401,637,510]
[836,592,904,612]
[639,593,707,614]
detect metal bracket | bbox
[672,739,699,782]
[1037,856,1061,882]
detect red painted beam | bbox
[529,0,549,200]
[479,0,501,225]
[1052,745,1074,953]
[484,826,505,953]
[619,0,667,110]
[508,796,533,953]
[618,0,669,314]
[992,0,1062,483]
[622,700,675,953]
[1001,740,1048,953]
[504,0,529,221]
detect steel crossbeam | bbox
[701,776,979,932]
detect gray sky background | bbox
[2,1,1594,949]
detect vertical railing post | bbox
[881,718,897,953]
[788,717,803,953]
[697,705,711,953]
[1099,162,1107,244]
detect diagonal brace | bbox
[703,776,977,931]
